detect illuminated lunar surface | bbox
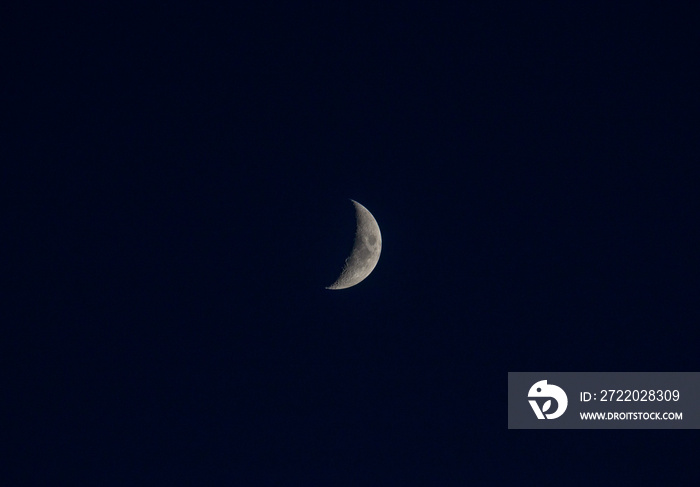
[326,200,382,290]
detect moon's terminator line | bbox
[326,200,382,290]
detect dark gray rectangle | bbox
[508,372,700,429]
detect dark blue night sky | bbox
[6,3,700,485]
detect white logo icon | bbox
[528,380,568,419]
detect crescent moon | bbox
[326,200,382,290]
